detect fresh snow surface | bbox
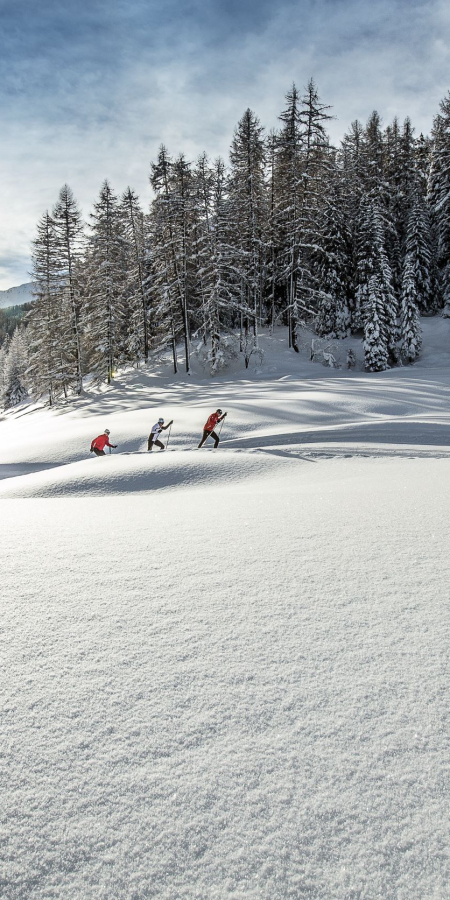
[0,281,34,309]
[1,320,450,899]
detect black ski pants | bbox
[198,429,219,449]
[148,437,165,451]
[92,448,105,456]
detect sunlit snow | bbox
[1,321,449,898]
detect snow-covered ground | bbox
[1,320,450,898]
[0,282,34,309]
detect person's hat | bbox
[216,409,222,415]
[158,417,164,424]
[105,429,110,435]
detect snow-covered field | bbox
[1,321,450,898]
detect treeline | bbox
[3,79,450,408]
[0,303,32,346]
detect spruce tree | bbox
[84,181,127,384]
[297,79,335,316]
[150,147,193,373]
[3,328,28,408]
[362,111,385,197]
[229,108,267,358]
[28,211,64,404]
[52,185,85,393]
[400,254,422,362]
[384,117,416,290]
[356,197,398,366]
[191,154,237,372]
[275,84,304,350]
[364,275,389,371]
[338,120,365,330]
[266,130,280,330]
[403,191,433,314]
[372,202,398,358]
[315,163,351,338]
[428,94,450,310]
[276,80,332,350]
[172,154,194,372]
[120,188,151,364]
[415,133,432,195]
[354,195,376,330]
[0,335,10,407]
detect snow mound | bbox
[2,320,450,898]
[2,456,450,899]
[0,447,297,499]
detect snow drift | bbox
[1,320,450,898]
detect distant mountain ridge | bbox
[0,283,35,310]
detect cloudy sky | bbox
[1,0,449,289]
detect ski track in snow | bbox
[1,320,450,898]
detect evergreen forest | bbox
[2,80,450,408]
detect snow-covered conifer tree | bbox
[384,118,415,290]
[402,191,433,314]
[120,188,151,364]
[191,154,237,372]
[276,80,332,350]
[354,195,376,330]
[400,253,422,362]
[191,153,219,360]
[3,328,28,408]
[428,94,450,311]
[52,185,85,393]
[356,197,398,366]
[275,84,305,350]
[362,111,385,197]
[84,181,127,383]
[297,79,334,306]
[415,133,432,195]
[265,130,280,330]
[315,163,351,337]
[172,154,195,371]
[150,148,193,373]
[27,212,65,404]
[338,121,365,329]
[373,207,399,360]
[364,275,389,371]
[229,108,267,358]
[0,335,10,406]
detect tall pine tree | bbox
[84,181,127,384]
[52,185,85,393]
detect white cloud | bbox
[1,0,449,288]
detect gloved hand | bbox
[113,445,117,449]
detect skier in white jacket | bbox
[148,417,173,451]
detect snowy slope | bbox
[1,319,450,899]
[0,281,34,309]
[1,318,450,486]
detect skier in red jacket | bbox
[198,409,227,449]
[90,429,117,456]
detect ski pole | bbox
[217,415,226,439]
[165,423,172,449]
